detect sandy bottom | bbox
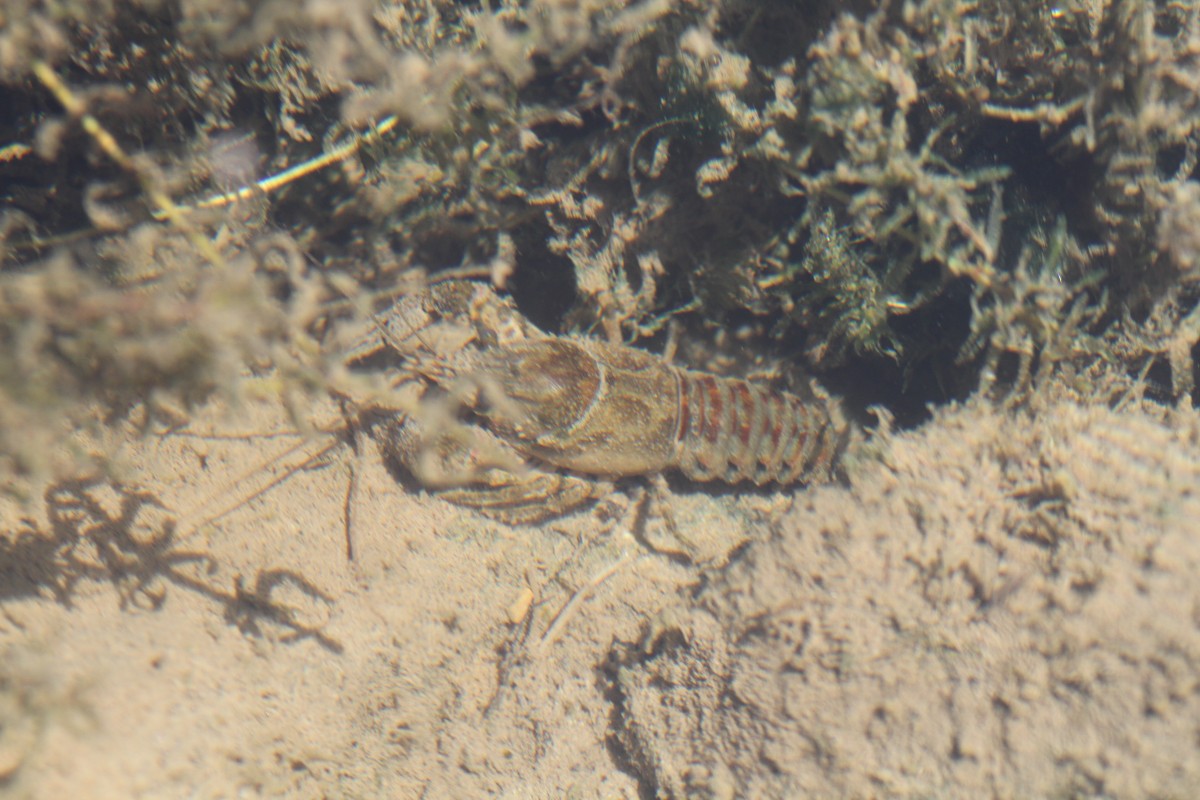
[2,395,1199,798]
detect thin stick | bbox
[178,115,400,214]
[30,59,400,255]
[173,433,344,542]
[537,548,640,651]
[31,60,226,269]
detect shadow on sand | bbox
[0,478,342,653]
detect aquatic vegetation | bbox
[0,0,1198,496]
